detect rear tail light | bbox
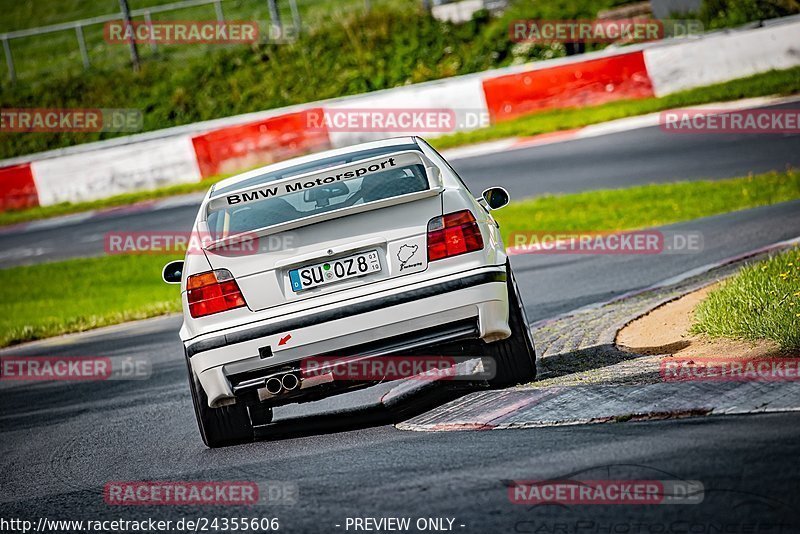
[427,210,484,261]
[187,269,246,318]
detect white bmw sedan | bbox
[163,136,536,447]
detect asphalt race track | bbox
[459,100,800,199]
[1,103,800,531]
[1,101,799,268]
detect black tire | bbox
[485,261,537,386]
[248,401,274,427]
[186,354,254,448]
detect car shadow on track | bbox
[0,359,190,432]
[536,343,664,384]
[249,342,664,444]
[251,382,477,443]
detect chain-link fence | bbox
[0,0,414,83]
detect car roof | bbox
[210,136,421,196]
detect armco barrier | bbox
[1,17,799,211]
[191,108,331,179]
[644,20,800,96]
[0,163,38,210]
[30,135,202,206]
[322,76,488,148]
[483,51,654,122]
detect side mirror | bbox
[162,260,184,284]
[481,187,510,210]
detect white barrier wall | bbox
[432,0,485,23]
[643,19,800,96]
[323,76,489,148]
[31,135,202,205]
[3,17,800,209]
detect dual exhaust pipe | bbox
[265,372,300,395]
[257,370,334,401]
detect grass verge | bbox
[432,66,800,149]
[0,166,256,227]
[0,255,182,347]
[692,248,800,350]
[0,182,208,227]
[2,66,798,228]
[493,169,800,245]
[1,169,799,347]
[1,0,583,155]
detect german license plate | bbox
[289,250,381,292]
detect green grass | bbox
[0,0,414,82]
[0,0,404,32]
[492,169,800,245]
[2,0,796,158]
[4,0,790,83]
[0,254,182,347]
[699,0,800,31]
[2,66,799,227]
[0,166,250,227]
[2,169,799,347]
[0,182,207,227]
[431,66,800,150]
[692,247,800,350]
[0,0,608,158]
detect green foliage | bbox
[699,0,800,29]
[1,66,798,227]
[0,254,182,346]
[494,169,800,245]
[693,247,800,349]
[0,0,616,159]
[2,169,798,347]
[433,66,800,149]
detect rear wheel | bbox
[485,262,537,386]
[248,402,275,427]
[186,354,256,448]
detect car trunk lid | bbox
[201,151,443,310]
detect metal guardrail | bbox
[0,0,224,40]
[0,0,296,83]
[1,12,797,168]
[0,0,404,83]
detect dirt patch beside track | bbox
[616,283,794,360]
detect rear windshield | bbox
[206,146,430,240]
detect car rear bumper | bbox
[184,266,510,407]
